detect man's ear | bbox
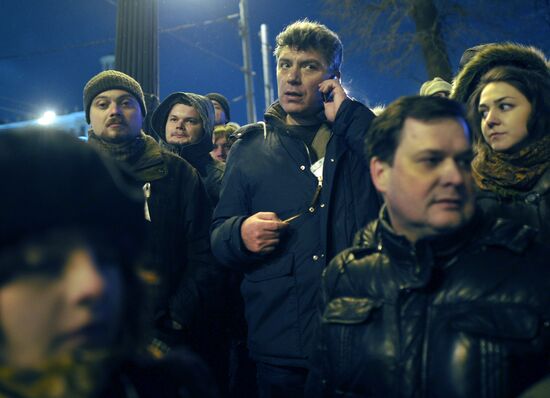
[370,156,390,194]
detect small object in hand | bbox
[282,213,302,223]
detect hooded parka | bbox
[152,92,225,207]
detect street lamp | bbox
[37,110,56,126]
[238,0,257,123]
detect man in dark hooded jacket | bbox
[151,91,235,393]
[151,92,225,207]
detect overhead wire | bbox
[0,11,247,117]
[0,13,240,61]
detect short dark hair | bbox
[274,19,343,74]
[365,96,471,164]
[467,65,550,146]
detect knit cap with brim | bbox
[419,77,452,96]
[83,70,147,123]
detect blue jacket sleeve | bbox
[331,98,376,158]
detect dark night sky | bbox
[1,0,548,125]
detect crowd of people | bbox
[0,18,548,398]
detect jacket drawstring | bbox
[258,121,267,139]
[143,182,151,222]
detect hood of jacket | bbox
[151,92,215,161]
[451,43,549,103]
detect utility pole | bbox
[115,0,159,135]
[260,24,274,112]
[238,0,257,123]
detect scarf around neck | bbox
[0,351,111,398]
[472,134,550,196]
[88,131,167,182]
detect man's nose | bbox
[441,159,465,186]
[108,102,122,116]
[287,66,301,84]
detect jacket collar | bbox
[264,100,329,130]
[367,206,481,289]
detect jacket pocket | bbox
[242,253,299,358]
[244,252,293,281]
[444,304,543,397]
[323,297,382,324]
[451,303,539,340]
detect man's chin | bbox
[98,128,137,143]
[284,109,325,125]
[429,214,470,235]
[167,138,190,145]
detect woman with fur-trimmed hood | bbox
[452,43,550,241]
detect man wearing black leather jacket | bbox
[307,96,550,398]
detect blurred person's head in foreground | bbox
[0,128,147,397]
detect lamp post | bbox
[114,0,159,135]
[260,24,274,111]
[238,0,257,123]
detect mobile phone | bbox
[322,75,337,102]
[322,90,334,103]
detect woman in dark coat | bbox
[460,44,550,241]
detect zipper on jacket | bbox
[308,176,323,213]
[302,141,314,168]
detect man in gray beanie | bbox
[83,70,224,357]
[152,92,225,206]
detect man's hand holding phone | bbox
[319,77,348,122]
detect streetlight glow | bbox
[37,110,57,125]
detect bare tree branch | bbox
[322,0,549,79]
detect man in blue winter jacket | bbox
[210,19,380,397]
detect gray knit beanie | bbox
[83,70,147,123]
